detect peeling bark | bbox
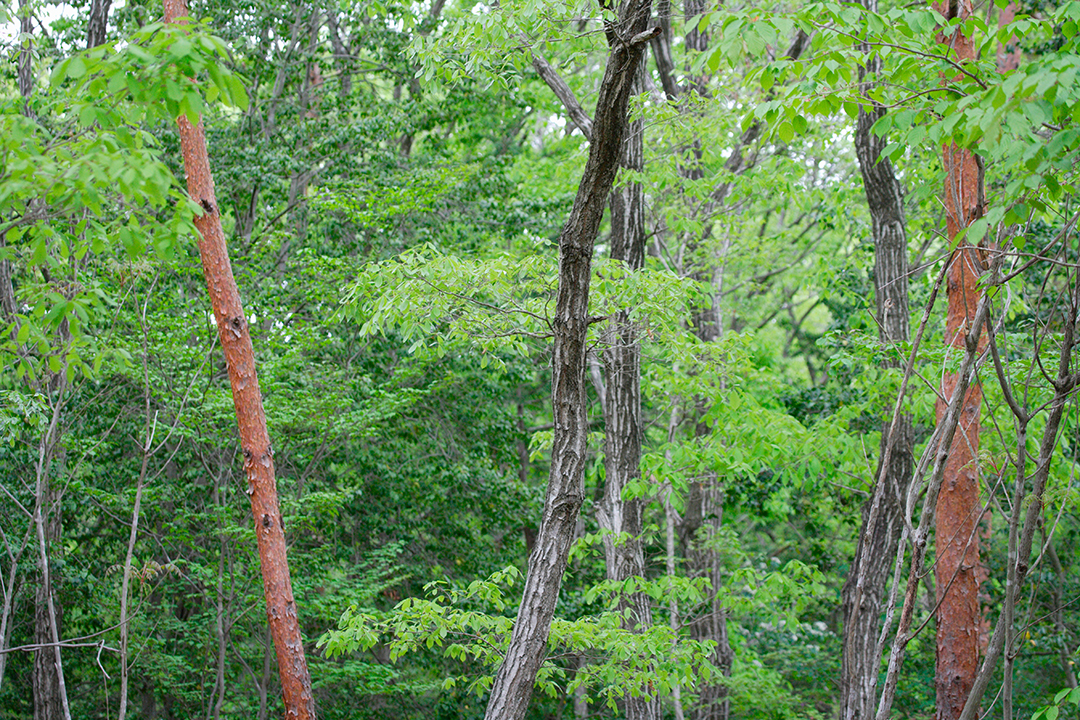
[164,1,315,717]
[933,3,985,718]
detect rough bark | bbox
[86,0,112,49]
[481,2,656,716]
[597,54,659,720]
[840,4,914,716]
[17,15,69,719]
[956,280,1078,720]
[686,482,734,720]
[649,0,677,101]
[530,53,594,141]
[995,3,1022,73]
[17,0,33,106]
[532,45,658,719]
[164,1,315,717]
[933,3,985,718]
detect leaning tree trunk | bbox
[482,2,656,717]
[839,2,914,716]
[597,53,660,720]
[933,2,985,718]
[532,41,658,720]
[163,1,315,717]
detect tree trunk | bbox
[20,14,70,719]
[482,3,656,717]
[597,53,660,720]
[685,482,733,720]
[840,6,914,716]
[86,0,112,49]
[17,0,33,106]
[164,1,316,717]
[33,476,67,720]
[933,3,985,718]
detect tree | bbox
[840,0,914,716]
[8,0,1080,717]
[531,20,658,720]
[932,2,985,718]
[163,0,315,716]
[481,1,657,717]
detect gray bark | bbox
[17,0,33,104]
[86,0,112,48]
[481,1,656,716]
[597,54,660,720]
[33,426,70,720]
[840,11,914,717]
[685,483,733,720]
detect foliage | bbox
[2,0,1079,717]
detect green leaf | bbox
[79,104,98,128]
[171,37,193,59]
[965,217,989,244]
[30,238,47,266]
[224,73,250,111]
[67,57,87,79]
[776,122,794,143]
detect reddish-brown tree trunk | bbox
[934,3,985,718]
[164,1,315,717]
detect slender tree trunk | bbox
[1042,526,1078,689]
[207,468,229,720]
[685,278,733,720]
[995,3,1022,73]
[119,293,156,720]
[259,623,273,720]
[956,272,1078,720]
[33,405,71,720]
[18,14,69,719]
[597,54,659,720]
[210,546,227,720]
[0,524,30,693]
[573,654,589,718]
[164,1,316,716]
[664,482,685,720]
[840,5,914,716]
[118,432,149,720]
[933,3,985,718]
[17,0,33,109]
[482,3,656,717]
[686,483,733,720]
[32,498,66,720]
